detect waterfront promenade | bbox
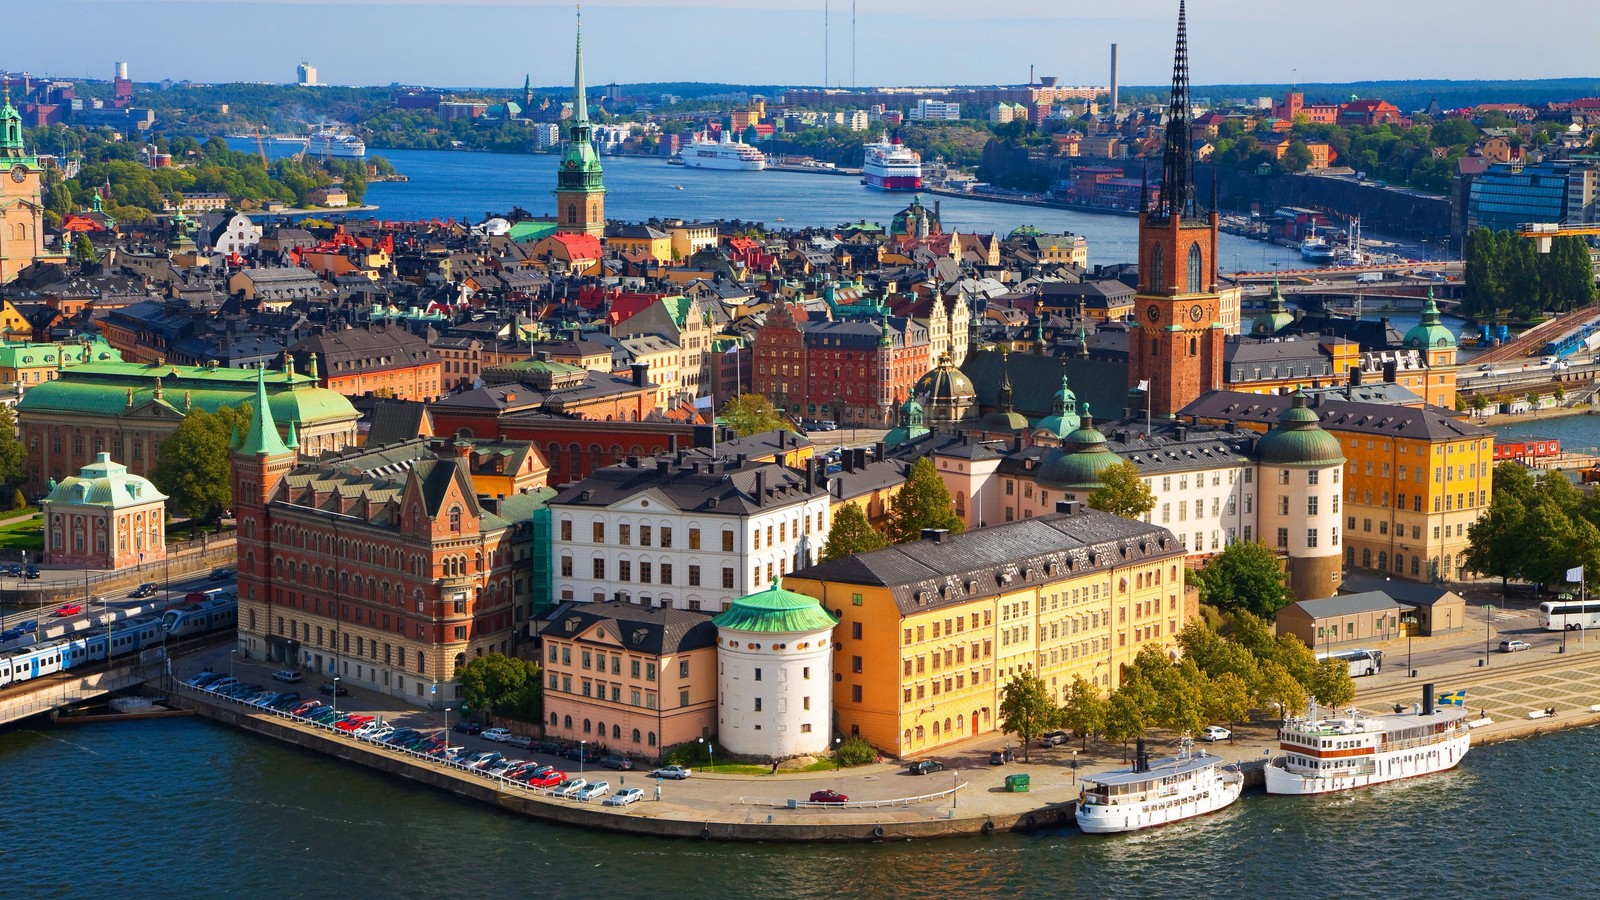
[169,594,1600,842]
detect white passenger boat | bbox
[1075,739,1243,834]
[1264,685,1471,796]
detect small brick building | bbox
[42,452,168,570]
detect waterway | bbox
[0,715,1588,897]
[1497,413,1600,455]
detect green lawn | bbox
[0,515,43,552]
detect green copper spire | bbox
[240,364,291,457]
[555,9,605,202]
[284,418,299,450]
[0,87,22,154]
[572,9,589,127]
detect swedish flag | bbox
[1439,690,1467,707]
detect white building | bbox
[847,110,869,132]
[208,211,262,258]
[549,453,832,613]
[712,582,837,758]
[1254,393,1347,599]
[532,123,562,149]
[910,99,962,121]
[297,61,318,87]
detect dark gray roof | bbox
[790,509,1182,616]
[551,457,821,515]
[1338,575,1461,608]
[961,349,1127,422]
[1286,591,1405,619]
[1180,391,1491,441]
[538,600,717,656]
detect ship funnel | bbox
[1133,738,1149,773]
[1422,683,1434,716]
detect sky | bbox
[13,0,1600,91]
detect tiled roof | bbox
[1180,391,1491,441]
[539,600,717,656]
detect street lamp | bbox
[444,706,452,740]
[230,648,238,681]
[332,675,341,716]
[1402,614,1418,677]
[699,736,714,773]
[833,736,841,770]
[1483,604,1495,666]
[579,739,588,777]
[952,769,959,809]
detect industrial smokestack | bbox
[115,61,128,80]
[1109,44,1119,112]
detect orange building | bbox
[288,325,443,402]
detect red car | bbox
[528,770,567,788]
[53,603,83,617]
[335,715,375,732]
[808,789,849,804]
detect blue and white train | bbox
[0,598,237,689]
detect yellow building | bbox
[784,506,1191,758]
[607,224,672,263]
[1184,390,1493,583]
[0,96,59,284]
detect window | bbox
[722,567,734,589]
[851,684,863,703]
[641,525,652,547]
[679,660,690,678]
[1307,497,1318,516]
[593,558,605,579]
[679,690,690,707]
[660,563,672,585]
[722,530,734,552]
[1306,528,1318,548]
[852,656,863,673]
[688,528,700,550]
[560,556,572,577]
[1308,470,1320,485]
[688,565,701,586]
[851,621,862,640]
[592,522,605,542]
[619,524,631,545]
[1187,242,1203,293]
[1149,243,1164,291]
[661,527,672,548]
[1276,528,1288,549]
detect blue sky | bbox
[17,0,1600,90]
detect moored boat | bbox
[1075,739,1243,834]
[1264,684,1471,796]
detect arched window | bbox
[1187,242,1203,293]
[648,731,657,746]
[632,728,641,743]
[1189,336,1198,357]
[448,506,461,532]
[612,724,621,740]
[551,712,559,726]
[564,715,573,729]
[1149,244,1164,292]
[1151,338,1159,357]
[566,204,577,224]
[583,719,592,734]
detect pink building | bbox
[42,453,168,570]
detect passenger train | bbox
[0,598,236,689]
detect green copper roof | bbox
[17,361,357,427]
[1035,375,1081,439]
[508,221,559,244]
[1404,289,1457,350]
[1037,406,1121,489]
[712,581,838,634]
[883,395,928,450]
[1252,277,1295,336]
[556,12,605,194]
[44,452,167,508]
[240,365,291,456]
[0,339,121,370]
[1257,392,1345,467]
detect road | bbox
[0,572,234,652]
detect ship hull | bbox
[1265,733,1470,795]
[864,173,922,191]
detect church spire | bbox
[573,6,589,125]
[239,364,291,457]
[1154,0,1197,223]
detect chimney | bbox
[754,469,767,504]
[1382,360,1398,384]
[1134,738,1149,774]
[630,362,649,388]
[1350,366,1364,387]
[1175,425,1188,442]
[1422,683,1434,717]
[853,447,867,471]
[693,424,716,449]
[1109,43,1119,112]
[842,451,855,473]
[627,455,640,468]
[668,434,679,453]
[656,458,670,474]
[921,528,949,543]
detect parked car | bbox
[3,563,20,577]
[604,788,645,807]
[317,683,349,697]
[1039,730,1071,747]
[271,670,304,684]
[649,765,692,780]
[907,760,945,775]
[53,603,83,617]
[521,765,556,781]
[528,770,567,788]
[481,727,513,743]
[24,565,39,579]
[188,672,225,688]
[576,780,611,801]
[130,583,159,598]
[505,735,534,749]
[988,748,1015,765]
[470,753,505,770]
[290,700,322,717]
[535,739,565,755]
[1500,639,1531,653]
[808,789,849,804]
[600,754,634,771]
[557,778,588,797]
[1200,725,1232,742]
[564,745,601,763]
[208,567,236,581]
[452,721,483,735]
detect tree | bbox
[1526,391,1540,415]
[457,653,543,722]
[0,405,25,487]
[1205,672,1255,731]
[149,408,236,524]
[1087,460,1156,521]
[1149,658,1208,737]
[1471,393,1489,418]
[71,234,98,265]
[1103,683,1151,761]
[1060,675,1108,751]
[1191,540,1293,619]
[821,503,888,561]
[1555,385,1567,407]
[720,393,788,438]
[1308,658,1357,709]
[998,669,1057,762]
[1253,659,1307,720]
[886,457,966,543]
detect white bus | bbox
[1316,648,1385,677]
[1538,600,1600,631]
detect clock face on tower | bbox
[1189,305,1204,323]
[1146,304,1161,323]
[9,165,25,184]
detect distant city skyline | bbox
[18,1,1600,92]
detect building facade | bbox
[0,94,51,284]
[554,19,606,237]
[712,582,837,759]
[42,452,167,569]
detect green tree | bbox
[1221,609,1277,659]
[720,393,788,437]
[1205,671,1255,731]
[1471,393,1489,418]
[71,234,98,265]
[1253,658,1308,720]
[0,405,25,487]
[1526,391,1540,415]
[1308,658,1357,709]
[457,652,543,722]
[998,669,1058,762]
[1087,460,1157,520]
[1149,658,1208,737]
[149,408,236,524]
[1103,682,1151,761]
[821,502,889,561]
[1191,540,1293,619]
[1465,467,1534,594]
[1060,675,1107,751]
[886,457,966,543]
[834,734,877,767]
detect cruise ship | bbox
[680,131,766,171]
[862,136,922,191]
[1265,686,1471,796]
[1075,739,1243,834]
[306,128,366,159]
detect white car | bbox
[576,780,611,802]
[366,725,396,742]
[481,727,513,743]
[557,778,588,797]
[604,788,644,807]
[1200,725,1231,742]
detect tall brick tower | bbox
[554,10,606,237]
[231,365,297,663]
[1127,0,1223,419]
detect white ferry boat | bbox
[862,136,922,191]
[680,131,766,171]
[1075,739,1243,834]
[1265,686,1471,796]
[307,128,366,159]
[1300,224,1336,263]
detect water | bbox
[1497,413,1600,455]
[2,716,1590,897]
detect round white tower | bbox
[713,581,837,759]
[1257,391,1346,600]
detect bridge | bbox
[0,659,160,728]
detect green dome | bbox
[1034,375,1080,439]
[712,581,838,634]
[883,396,929,450]
[978,408,1030,434]
[1257,392,1345,467]
[1251,278,1295,336]
[1037,405,1122,489]
[45,452,167,508]
[1404,291,1457,351]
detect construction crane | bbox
[254,126,269,171]
[1517,221,1600,253]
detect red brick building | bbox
[752,301,930,427]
